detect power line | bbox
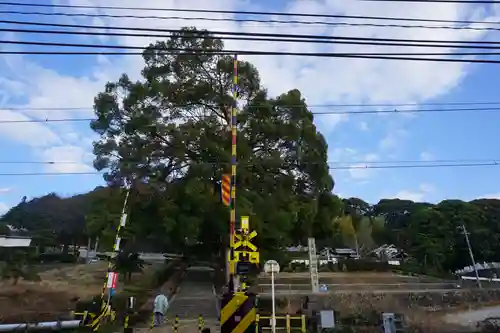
[4,19,500,45]
[0,118,92,124]
[312,106,500,114]
[6,27,500,50]
[0,162,499,176]
[3,107,500,123]
[3,39,500,63]
[0,158,497,165]
[2,10,500,33]
[3,50,500,63]
[0,2,497,25]
[6,101,500,111]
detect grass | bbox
[0,261,161,323]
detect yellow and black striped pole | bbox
[100,186,131,310]
[198,314,204,332]
[229,54,238,290]
[173,315,180,333]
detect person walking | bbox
[153,293,169,327]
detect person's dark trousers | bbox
[153,312,164,327]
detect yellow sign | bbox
[230,216,260,269]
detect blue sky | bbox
[0,0,500,213]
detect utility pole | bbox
[459,224,482,289]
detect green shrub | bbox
[336,259,391,272]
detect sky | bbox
[0,0,500,214]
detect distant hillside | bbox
[0,187,108,234]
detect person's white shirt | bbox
[154,294,169,314]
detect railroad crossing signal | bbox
[229,216,260,274]
[222,216,260,333]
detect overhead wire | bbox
[0,158,497,165]
[8,39,500,57]
[6,27,500,50]
[1,10,500,33]
[1,162,499,176]
[1,21,500,62]
[3,19,500,45]
[6,101,500,111]
[4,50,500,63]
[3,106,500,123]
[0,1,497,25]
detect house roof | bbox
[0,235,32,247]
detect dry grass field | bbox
[0,262,159,323]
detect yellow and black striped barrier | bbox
[73,304,116,332]
[256,314,306,333]
[173,315,180,333]
[221,291,257,333]
[198,314,205,332]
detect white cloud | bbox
[0,202,8,215]
[349,164,373,180]
[364,153,379,162]
[0,109,62,147]
[328,148,380,180]
[379,129,408,150]
[0,0,496,198]
[478,193,500,200]
[420,151,434,161]
[359,122,369,131]
[391,183,436,202]
[0,188,12,194]
[37,145,94,173]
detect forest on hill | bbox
[1,27,499,277]
[1,189,499,276]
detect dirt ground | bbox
[0,262,159,323]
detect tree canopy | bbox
[89,27,339,256]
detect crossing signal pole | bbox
[229,54,239,290]
[220,54,260,333]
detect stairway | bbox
[164,266,219,333]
